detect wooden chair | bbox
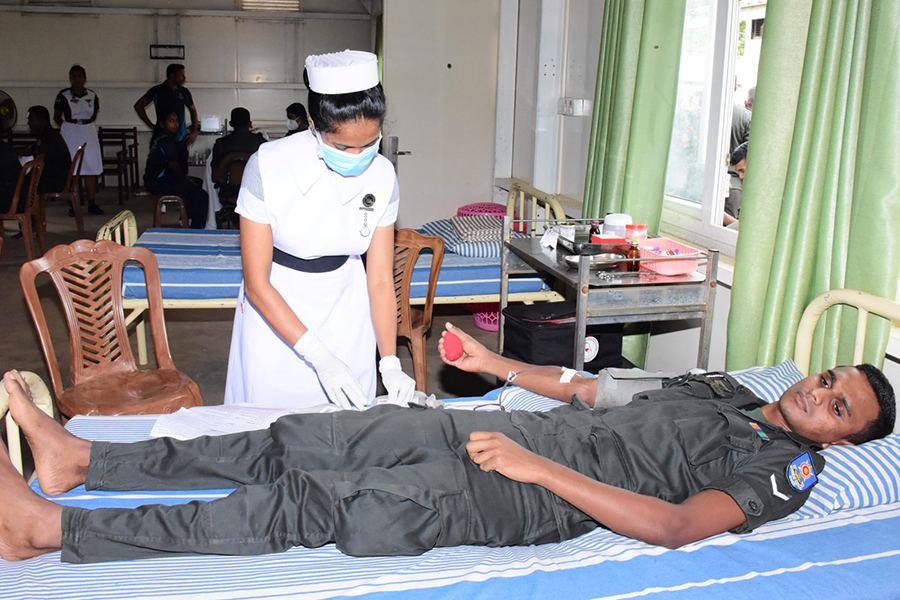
[96,209,138,246]
[0,156,46,261]
[98,127,129,203]
[215,151,250,229]
[40,144,85,237]
[393,228,445,393]
[107,126,140,194]
[19,239,203,418]
[153,195,189,228]
[0,371,56,479]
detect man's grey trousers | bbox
[61,405,598,563]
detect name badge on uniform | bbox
[359,193,376,237]
[786,452,818,492]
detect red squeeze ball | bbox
[443,332,464,361]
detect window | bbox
[660,0,761,258]
[242,0,300,11]
[751,18,765,39]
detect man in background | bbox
[210,107,265,175]
[134,63,199,145]
[26,106,71,196]
[724,141,748,226]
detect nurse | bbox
[53,64,104,215]
[224,50,416,410]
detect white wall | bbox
[0,2,374,169]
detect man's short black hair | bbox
[731,141,748,166]
[846,363,896,445]
[27,105,51,122]
[230,107,251,129]
[166,63,185,79]
[69,64,86,78]
[303,68,385,134]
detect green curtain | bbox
[583,0,686,228]
[582,0,686,365]
[726,0,900,371]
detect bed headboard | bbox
[505,179,567,235]
[795,289,900,375]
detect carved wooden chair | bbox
[19,239,203,418]
[0,156,45,261]
[393,228,445,393]
[40,144,85,236]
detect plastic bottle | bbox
[589,219,601,238]
[627,238,641,272]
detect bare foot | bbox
[0,441,62,560]
[4,371,91,496]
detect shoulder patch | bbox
[786,451,818,492]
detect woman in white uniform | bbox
[224,50,416,410]
[53,64,104,215]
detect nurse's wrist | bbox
[378,355,402,373]
[293,330,328,365]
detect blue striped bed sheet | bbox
[5,391,900,600]
[122,229,548,301]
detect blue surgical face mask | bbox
[313,128,382,177]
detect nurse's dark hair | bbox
[846,363,896,445]
[69,64,86,78]
[160,109,180,123]
[286,102,307,120]
[303,67,386,133]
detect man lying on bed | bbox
[0,324,894,564]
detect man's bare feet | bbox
[0,441,62,560]
[4,371,91,496]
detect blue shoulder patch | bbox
[786,451,818,492]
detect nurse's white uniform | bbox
[224,130,399,408]
[56,88,102,175]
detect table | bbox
[500,217,719,370]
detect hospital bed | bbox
[119,185,565,362]
[2,288,900,599]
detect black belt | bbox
[272,247,349,273]
[65,119,92,125]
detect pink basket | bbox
[464,302,501,332]
[639,238,701,275]
[456,202,507,219]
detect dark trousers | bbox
[145,176,208,229]
[60,406,596,563]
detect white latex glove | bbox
[293,331,367,410]
[378,355,417,407]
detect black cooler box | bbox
[502,302,623,371]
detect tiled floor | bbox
[0,188,503,410]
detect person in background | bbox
[134,63,198,145]
[745,86,756,112]
[53,64,104,215]
[724,141,748,227]
[210,107,266,175]
[0,121,22,214]
[224,50,415,410]
[284,102,308,136]
[143,110,208,229]
[26,106,70,197]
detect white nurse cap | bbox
[305,50,379,95]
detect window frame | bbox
[660,0,742,258]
